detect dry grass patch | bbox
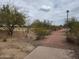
[0,41,35,59]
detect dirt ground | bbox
[0,28,78,59]
[0,29,35,59]
[0,42,35,59]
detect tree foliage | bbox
[31,20,52,29]
[0,4,25,36]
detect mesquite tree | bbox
[0,5,25,36]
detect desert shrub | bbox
[3,38,7,42]
[33,28,49,40]
[66,32,75,43]
[31,20,52,40]
[66,17,79,44]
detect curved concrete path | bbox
[24,46,73,59]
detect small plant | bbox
[3,38,7,42]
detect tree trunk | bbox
[8,25,14,36]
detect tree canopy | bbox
[31,20,53,29]
[0,4,26,36]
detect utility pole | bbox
[66,10,70,37]
[66,10,69,24]
[66,10,69,28]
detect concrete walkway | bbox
[24,46,73,59]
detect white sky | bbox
[0,0,79,25]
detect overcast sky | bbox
[0,0,79,25]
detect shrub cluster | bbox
[31,20,53,40]
[66,17,79,44]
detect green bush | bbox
[66,17,79,44]
[31,20,53,40]
[33,28,49,40]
